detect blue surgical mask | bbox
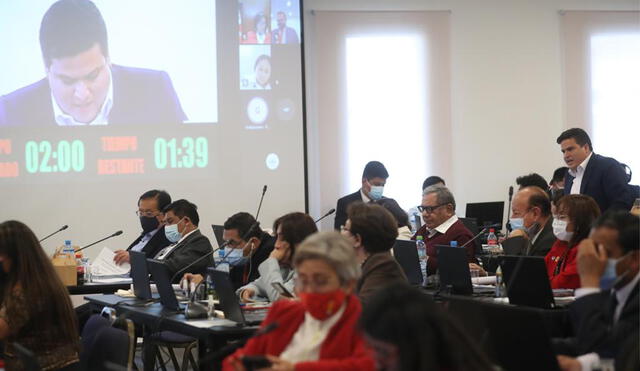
[600,258,620,290]
[552,219,573,242]
[225,248,248,266]
[164,219,184,243]
[509,218,524,231]
[369,185,384,200]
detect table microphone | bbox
[255,185,268,220]
[459,228,488,249]
[39,225,68,243]
[75,230,123,252]
[506,186,514,233]
[314,208,336,223]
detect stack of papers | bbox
[90,247,130,280]
[472,276,497,285]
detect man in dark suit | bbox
[272,11,299,44]
[506,186,556,257]
[0,0,186,127]
[556,211,639,370]
[557,128,633,212]
[154,199,213,281]
[113,190,172,266]
[334,161,389,230]
[222,212,275,290]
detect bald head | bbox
[511,186,551,229]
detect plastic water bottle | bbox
[416,236,427,285]
[487,229,498,246]
[63,240,75,257]
[216,249,229,273]
[495,266,506,297]
[81,258,92,283]
[450,240,458,248]
[205,274,216,317]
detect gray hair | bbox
[293,231,361,285]
[422,184,456,210]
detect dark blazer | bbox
[564,153,633,212]
[569,281,639,358]
[126,226,171,259]
[527,217,555,257]
[229,232,276,290]
[334,190,364,230]
[159,229,213,281]
[356,252,408,307]
[0,64,186,126]
[272,27,299,44]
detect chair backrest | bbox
[81,314,133,371]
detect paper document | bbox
[471,275,497,285]
[90,247,130,277]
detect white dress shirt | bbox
[130,229,159,253]
[359,189,371,203]
[52,67,113,126]
[427,215,458,238]
[279,303,346,363]
[568,153,593,195]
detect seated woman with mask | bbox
[545,194,600,289]
[0,220,80,371]
[236,212,317,302]
[223,232,375,370]
[341,202,408,307]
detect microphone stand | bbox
[39,225,68,243]
[75,231,123,252]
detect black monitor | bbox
[465,201,504,229]
[437,245,473,295]
[499,255,555,309]
[147,259,182,312]
[392,240,423,286]
[130,251,153,300]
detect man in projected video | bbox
[0,0,186,126]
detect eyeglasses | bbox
[224,239,244,248]
[417,204,447,214]
[136,210,160,217]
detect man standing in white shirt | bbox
[557,128,633,212]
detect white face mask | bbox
[552,219,574,242]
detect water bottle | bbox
[75,253,84,285]
[216,249,229,273]
[416,236,427,285]
[495,266,506,297]
[205,274,216,317]
[63,240,75,257]
[81,258,92,283]
[487,229,498,246]
[450,240,458,248]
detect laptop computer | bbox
[211,224,225,248]
[147,259,184,312]
[207,268,267,326]
[481,300,561,371]
[392,240,423,286]
[130,251,158,301]
[499,255,556,309]
[437,245,473,295]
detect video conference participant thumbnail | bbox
[0,0,186,127]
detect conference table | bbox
[83,294,257,371]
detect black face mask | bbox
[140,216,160,233]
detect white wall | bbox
[304,0,640,231]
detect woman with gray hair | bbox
[224,232,375,370]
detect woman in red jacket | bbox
[224,231,375,371]
[545,195,600,289]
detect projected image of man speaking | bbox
[0,0,187,126]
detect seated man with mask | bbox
[556,211,639,371]
[222,212,275,290]
[153,199,213,281]
[113,189,172,265]
[507,186,556,257]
